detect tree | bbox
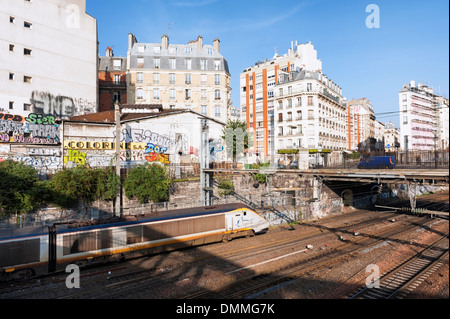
[221,119,250,168]
[0,160,45,217]
[124,163,172,204]
[50,165,120,208]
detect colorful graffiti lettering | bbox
[25,113,56,125]
[144,153,170,164]
[145,143,167,154]
[63,149,87,166]
[0,113,25,123]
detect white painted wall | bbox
[0,0,97,118]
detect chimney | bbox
[106,46,114,57]
[197,35,203,51]
[213,38,220,53]
[128,33,137,51]
[161,34,169,50]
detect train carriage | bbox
[0,204,269,281]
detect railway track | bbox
[1,191,447,299]
[348,233,449,299]
[0,209,406,299]
[182,216,438,299]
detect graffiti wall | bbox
[0,112,60,145]
[31,91,96,118]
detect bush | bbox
[124,163,172,204]
[0,160,43,216]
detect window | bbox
[153,73,159,84]
[296,110,302,120]
[9,44,14,52]
[207,48,213,55]
[268,91,274,98]
[214,60,221,71]
[288,86,292,94]
[114,74,121,84]
[153,88,160,100]
[24,21,32,28]
[201,74,207,84]
[185,89,191,100]
[10,16,15,23]
[24,76,32,83]
[307,83,312,92]
[9,101,14,110]
[215,74,220,85]
[214,89,221,100]
[113,92,121,103]
[137,57,144,68]
[9,73,14,80]
[137,88,143,100]
[307,96,313,106]
[185,73,191,84]
[137,72,143,84]
[169,58,176,69]
[185,47,192,54]
[201,90,207,100]
[297,97,302,106]
[185,59,192,70]
[169,46,176,54]
[403,116,408,124]
[200,59,207,70]
[153,46,161,54]
[23,103,31,111]
[169,73,175,84]
[153,58,160,69]
[138,45,145,53]
[278,113,283,122]
[215,106,221,117]
[201,105,207,115]
[113,60,121,70]
[308,109,314,120]
[170,89,176,100]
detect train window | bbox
[63,233,96,255]
[243,212,247,216]
[0,239,40,267]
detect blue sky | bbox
[86,0,449,127]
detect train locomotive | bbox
[0,204,269,281]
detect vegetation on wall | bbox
[124,163,172,204]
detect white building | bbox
[274,69,347,167]
[239,41,325,162]
[436,96,449,150]
[0,0,98,118]
[383,121,400,152]
[399,81,439,151]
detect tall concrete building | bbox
[240,41,346,163]
[399,81,440,151]
[0,0,98,118]
[346,98,376,151]
[126,34,231,124]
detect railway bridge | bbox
[201,168,449,215]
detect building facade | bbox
[126,34,231,124]
[98,47,127,112]
[436,96,449,150]
[0,0,98,118]
[240,42,347,164]
[383,121,400,152]
[346,98,376,151]
[399,81,439,151]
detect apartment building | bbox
[399,81,439,151]
[346,98,376,151]
[240,41,347,163]
[126,34,231,124]
[99,47,127,112]
[383,121,400,152]
[1,0,98,118]
[436,96,449,150]
[274,70,347,154]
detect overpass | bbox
[203,168,449,186]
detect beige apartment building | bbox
[126,34,231,124]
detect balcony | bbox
[99,81,127,89]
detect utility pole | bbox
[200,119,211,206]
[115,100,121,217]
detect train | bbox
[0,204,269,281]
